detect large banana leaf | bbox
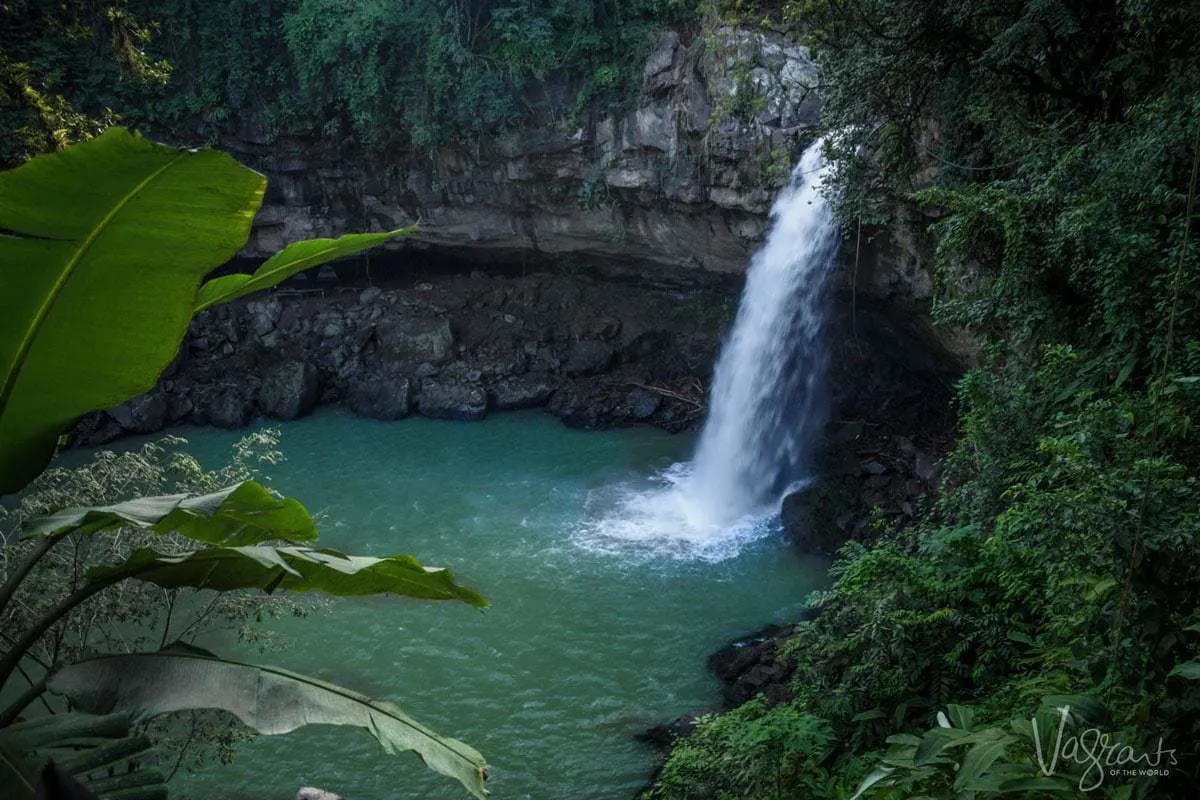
[194,230,411,312]
[88,544,488,606]
[0,129,405,494]
[22,482,318,546]
[48,645,489,799]
[0,712,165,800]
[0,128,262,493]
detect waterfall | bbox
[575,139,838,560]
[686,138,838,525]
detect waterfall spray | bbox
[686,138,838,524]
[577,138,839,560]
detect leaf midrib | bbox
[0,745,35,795]
[0,153,187,417]
[81,649,484,766]
[194,240,344,313]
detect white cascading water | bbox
[575,138,839,561]
[687,138,838,523]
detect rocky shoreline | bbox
[72,266,732,447]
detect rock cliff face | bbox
[221,28,830,279]
[72,269,728,446]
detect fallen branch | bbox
[625,381,707,410]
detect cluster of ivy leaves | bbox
[656,1,1200,798]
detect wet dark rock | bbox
[375,316,454,364]
[108,391,168,434]
[208,389,252,429]
[259,360,321,421]
[244,298,281,337]
[780,483,853,557]
[637,705,718,749]
[564,340,614,376]
[708,624,798,709]
[914,449,940,484]
[417,379,487,421]
[346,366,411,421]
[71,414,126,446]
[626,387,662,420]
[490,375,556,410]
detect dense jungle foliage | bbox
[0,0,695,164]
[6,0,1200,797]
[656,1,1200,797]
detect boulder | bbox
[637,705,718,749]
[375,316,454,364]
[108,391,168,434]
[780,482,854,556]
[707,625,795,707]
[347,367,412,421]
[207,389,252,429]
[564,340,614,376]
[244,297,281,337]
[625,387,661,420]
[71,412,126,446]
[490,375,557,410]
[417,379,487,421]
[259,360,320,420]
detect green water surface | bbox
[156,410,825,800]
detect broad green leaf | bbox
[48,645,488,799]
[22,482,318,546]
[852,709,886,722]
[88,544,488,607]
[194,229,413,312]
[1168,660,1200,680]
[996,775,1075,792]
[0,128,264,493]
[945,704,975,730]
[0,712,164,800]
[849,766,896,800]
[1041,695,1107,725]
[914,732,951,766]
[953,738,1012,791]
[939,729,1006,749]
[885,733,922,746]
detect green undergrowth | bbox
[1,0,704,164]
[655,1,1200,797]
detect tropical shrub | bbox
[0,432,306,778]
